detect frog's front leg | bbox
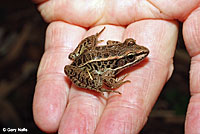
[102,72,130,90]
[69,27,105,60]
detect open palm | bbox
[32,0,200,133]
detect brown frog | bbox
[64,27,149,94]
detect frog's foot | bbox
[116,73,131,83]
[96,27,106,37]
[103,73,131,89]
[96,27,105,44]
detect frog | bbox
[64,27,149,94]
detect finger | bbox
[95,20,178,133]
[34,0,198,27]
[58,25,125,134]
[33,22,86,132]
[183,7,200,134]
[37,0,104,27]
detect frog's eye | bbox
[127,40,135,46]
[124,38,136,46]
[127,53,135,62]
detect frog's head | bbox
[124,38,149,65]
[113,38,149,70]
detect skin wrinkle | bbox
[149,57,174,82]
[37,51,69,76]
[146,0,200,21]
[190,68,200,95]
[116,1,136,25]
[183,10,200,54]
[107,87,149,124]
[59,97,104,133]
[66,0,104,27]
[146,0,163,14]
[68,90,106,109]
[45,22,86,51]
[142,70,152,112]
[74,110,92,133]
[37,73,67,84]
[95,104,146,133]
[190,16,200,56]
[90,1,105,26]
[69,93,107,107]
[137,0,161,20]
[147,57,172,70]
[106,99,145,115]
[111,118,135,133]
[185,101,200,134]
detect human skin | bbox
[32,0,200,133]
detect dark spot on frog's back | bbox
[91,53,96,59]
[103,53,109,58]
[86,53,92,60]
[116,59,125,66]
[106,64,110,68]
[107,45,113,48]
[77,58,82,65]
[97,61,101,66]
[101,46,106,50]
[78,74,84,82]
[92,63,98,70]
[97,52,102,58]
[83,40,87,46]
[104,61,108,64]
[111,50,117,56]
[65,66,77,77]
[86,38,91,45]
[95,47,100,51]
[109,60,114,64]
[71,60,76,66]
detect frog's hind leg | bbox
[65,65,106,93]
[88,26,106,46]
[68,27,106,60]
[96,27,105,37]
[96,27,106,44]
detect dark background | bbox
[0,0,190,133]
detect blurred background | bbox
[0,0,190,133]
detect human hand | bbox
[32,0,200,133]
